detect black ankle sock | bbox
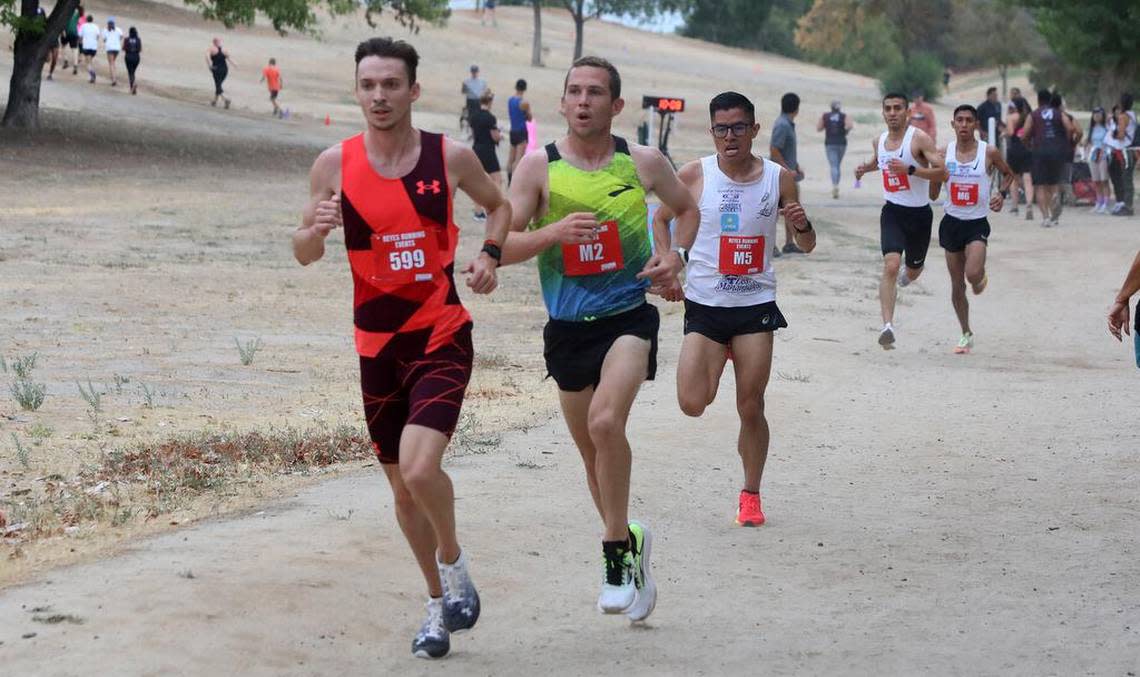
[741,489,759,495]
[602,540,629,560]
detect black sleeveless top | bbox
[211,49,227,71]
[823,112,848,146]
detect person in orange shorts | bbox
[260,57,283,117]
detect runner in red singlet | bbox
[293,37,511,661]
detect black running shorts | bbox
[473,143,500,174]
[683,299,787,345]
[938,214,991,252]
[1031,149,1066,186]
[880,202,933,270]
[543,302,658,392]
[359,325,473,464]
[509,129,528,146]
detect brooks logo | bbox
[608,184,635,197]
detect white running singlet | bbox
[684,154,780,307]
[943,140,989,221]
[878,126,930,208]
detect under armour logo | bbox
[416,180,441,195]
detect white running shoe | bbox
[597,542,636,614]
[878,324,896,350]
[437,549,480,634]
[412,597,450,659]
[624,521,657,622]
[897,271,911,288]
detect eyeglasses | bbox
[711,123,752,138]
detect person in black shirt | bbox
[977,87,1003,145]
[469,90,502,221]
[817,99,853,199]
[123,27,142,95]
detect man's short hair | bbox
[515,78,527,91]
[1037,89,1052,106]
[986,87,997,96]
[780,92,800,114]
[564,56,621,100]
[709,91,755,123]
[354,37,419,83]
[269,57,276,65]
[953,104,978,120]
[1122,93,1134,111]
[883,92,909,106]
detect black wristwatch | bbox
[907,165,917,176]
[1000,189,1011,199]
[481,240,502,265]
[673,247,690,264]
[794,220,814,234]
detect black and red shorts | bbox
[360,325,473,464]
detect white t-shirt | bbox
[102,27,124,52]
[79,22,100,51]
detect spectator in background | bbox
[102,18,124,87]
[1006,97,1035,220]
[506,78,532,183]
[977,87,1003,144]
[123,26,142,95]
[909,90,937,143]
[817,99,853,199]
[207,37,234,109]
[461,64,486,128]
[260,57,283,117]
[1107,93,1136,216]
[481,0,497,27]
[61,5,82,74]
[769,92,804,255]
[469,89,502,221]
[1086,107,1112,213]
[78,13,100,83]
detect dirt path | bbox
[2,181,1138,672]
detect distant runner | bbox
[102,18,123,87]
[928,104,1015,354]
[854,92,942,349]
[506,79,532,183]
[652,91,817,527]
[1020,90,1075,227]
[260,57,283,117]
[123,27,142,95]
[817,99,853,199]
[78,14,100,83]
[293,37,510,660]
[207,38,234,109]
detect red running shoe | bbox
[735,490,765,527]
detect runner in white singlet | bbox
[928,104,1015,354]
[651,92,815,527]
[854,92,942,349]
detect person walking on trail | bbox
[1086,107,1112,213]
[818,99,853,199]
[78,14,100,83]
[927,104,1015,355]
[976,87,1003,145]
[293,37,510,660]
[461,64,486,130]
[469,89,502,221]
[1106,93,1137,217]
[769,92,804,255]
[1005,97,1035,220]
[60,5,82,74]
[507,78,533,183]
[481,0,497,26]
[504,56,699,623]
[207,38,234,108]
[37,6,60,81]
[260,58,283,117]
[123,27,142,95]
[1020,90,1075,227]
[853,92,942,350]
[102,18,123,87]
[651,91,817,528]
[909,91,937,143]
[1107,250,1140,368]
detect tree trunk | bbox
[531,1,543,67]
[3,0,77,129]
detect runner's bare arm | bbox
[904,130,944,181]
[649,160,701,253]
[500,150,598,266]
[854,139,880,179]
[988,145,1016,210]
[633,145,699,286]
[294,146,341,266]
[449,142,510,294]
[522,100,532,121]
[780,168,815,254]
[1108,251,1140,341]
[928,144,949,200]
[815,114,825,133]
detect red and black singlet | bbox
[341,131,471,358]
